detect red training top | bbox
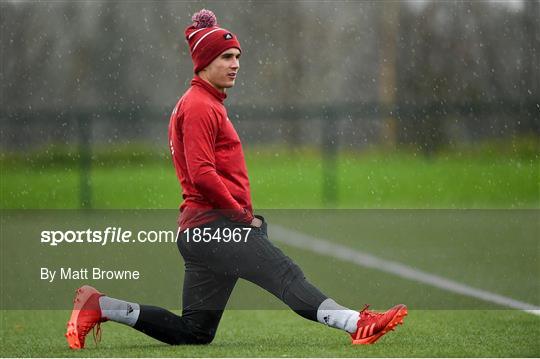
[168,76,254,229]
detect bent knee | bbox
[167,331,215,345]
[179,332,214,345]
[192,333,215,345]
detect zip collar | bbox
[191,76,227,103]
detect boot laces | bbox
[79,321,102,347]
[360,304,382,321]
[92,323,102,346]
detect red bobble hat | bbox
[185,9,242,73]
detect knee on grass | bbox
[166,328,216,345]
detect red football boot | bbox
[65,285,107,349]
[350,304,407,345]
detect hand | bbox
[250,217,263,228]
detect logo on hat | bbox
[224,33,233,40]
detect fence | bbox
[1,100,538,208]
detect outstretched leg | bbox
[215,218,406,344]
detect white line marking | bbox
[271,225,540,316]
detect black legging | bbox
[133,217,328,345]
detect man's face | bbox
[199,48,241,92]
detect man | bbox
[65,9,406,350]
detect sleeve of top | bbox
[182,105,254,224]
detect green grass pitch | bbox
[2,310,539,357]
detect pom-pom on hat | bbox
[185,9,242,73]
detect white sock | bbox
[316,298,359,333]
[99,296,140,327]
